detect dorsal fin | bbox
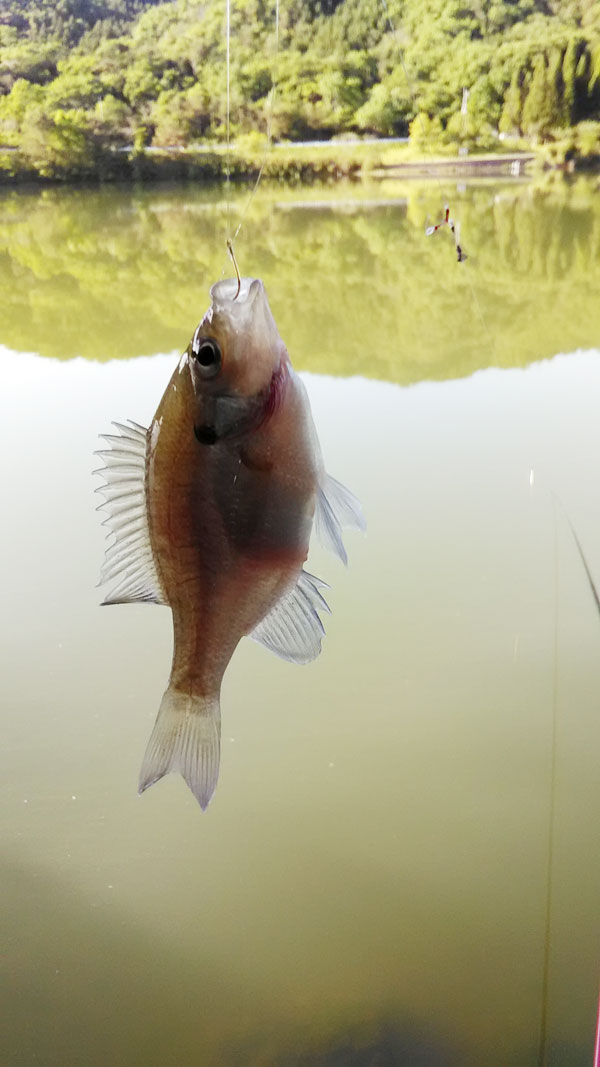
[250,570,331,664]
[94,421,166,605]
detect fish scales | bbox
[148,352,317,680]
[96,277,365,810]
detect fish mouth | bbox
[194,424,218,446]
[210,276,262,307]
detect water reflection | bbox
[1,334,599,1064]
[1,177,599,378]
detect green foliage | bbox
[576,119,600,156]
[547,49,565,127]
[499,69,524,134]
[0,77,44,144]
[562,38,578,123]
[0,0,158,49]
[355,71,412,136]
[20,107,95,176]
[0,0,599,179]
[409,112,444,149]
[522,56,550,136]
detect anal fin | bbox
[250,570,330,664]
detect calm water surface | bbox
[2,178,599,1066]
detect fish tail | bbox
[138,686,221,811]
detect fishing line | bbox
[537,493,560,1067]
[378,0,463,230]
[223,0,280,272]
[231,0,280,245]
[226,238,241,299]
[378,0,501,359]
[374,11,594,1054]
[589,985,593,1067]
[383,9,547,371]
[556,503,600,615]
[549,490,600,620]
[533,488,599,1065]
[225,0,231,243]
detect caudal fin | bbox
[138,687,221,811]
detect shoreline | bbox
[0,145,597,189]
[373,152,536,177]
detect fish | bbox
[95,276,364,810]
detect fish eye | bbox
[192,337,222,378]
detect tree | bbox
[522,56,552,138]
[499,68,524,134]
[409,111,444,148]
[20,106,99,176]
[468,74,503,131]
[0,77,43,143]
[547,48,565,128]
[562,38,578,124]
[1,0,600,182]
[355,80,411,135]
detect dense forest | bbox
[0,0,599,180]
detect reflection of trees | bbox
[0,179,599,380]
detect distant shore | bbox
[0,140,598,187]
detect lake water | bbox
[1,176,599,1066]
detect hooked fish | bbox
[95,277,364,810]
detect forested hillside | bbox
[1,0,599,180]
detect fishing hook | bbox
[227,238,241,300]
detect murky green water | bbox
[2,177,599,1066]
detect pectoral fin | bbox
[315,473,366,565]
[250,570,331,664]
[94,421,166,605]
